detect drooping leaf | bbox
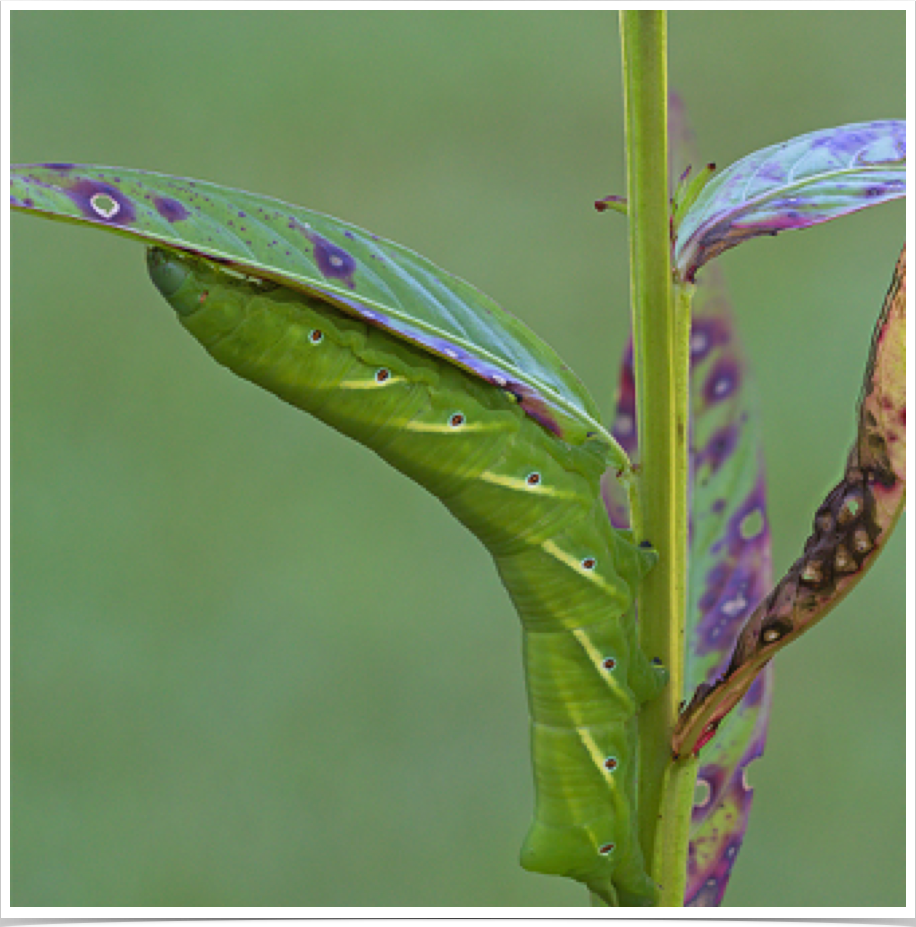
[10,164,618,455]
[673,245,906,760]
[673,120,905,282]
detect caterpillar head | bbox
[147,247,208,317]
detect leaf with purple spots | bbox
[673,245,906,761]
[666,90,775,907]
[9,163,620,458]
[679,263,774,906]
[673,120,905,282]
[598,252,774,909]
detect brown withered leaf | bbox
[673,244,906,758]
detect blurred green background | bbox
[11,11,905,908]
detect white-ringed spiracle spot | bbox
[526,472,542,486]
[604,757,618,771]
[309,329,324,344]
[602,657,617,671]
[598,843,615,856]
[375,368,391,383]
[581,557,597,571]
[449,412,466,428]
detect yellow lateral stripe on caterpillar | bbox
[539,539,618,594]
[477,470,581,498]
[571,628,638,710]
[394,419,509,434]
[336,376,407,389]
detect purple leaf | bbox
[673,120,905,282]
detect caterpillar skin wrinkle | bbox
[147,247,667,906]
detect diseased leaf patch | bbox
[680,265,773,906]
[673,245,906,760]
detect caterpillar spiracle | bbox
[147,246,667,906]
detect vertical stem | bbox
[619,11,690,901]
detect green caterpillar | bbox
[147,246,666,906]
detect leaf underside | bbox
[10,163,612,452]
[673,120,905,282]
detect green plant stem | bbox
[654,283,699,905]
[651,753,698,906]
[619,11,691,904]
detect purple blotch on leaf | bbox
[311,233,357,288]
[289,219,357,289]
[154,196,190,223]
[690,316,728,362]
[696,566,758,655]
[696,423,740,475]
[66,178,136,225]
[704,358,740,404]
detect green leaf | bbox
[10,163,620,457]
[673,120,905,281]
[673,245,906,760]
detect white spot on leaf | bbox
[90,193,120,219]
